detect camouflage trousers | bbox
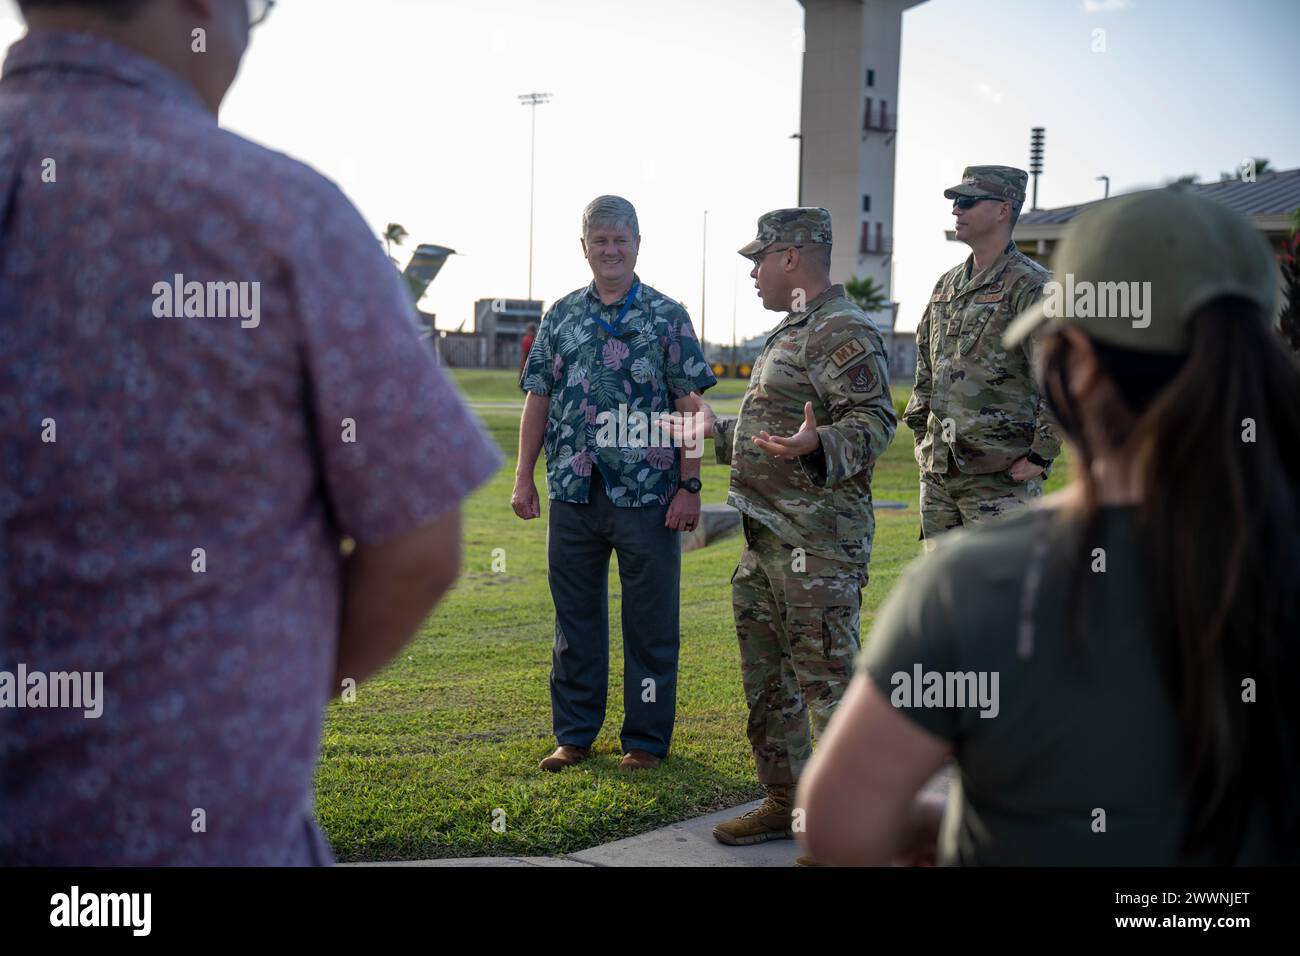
[919,462,1042,544]
[730,515,863,786]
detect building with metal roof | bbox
[987,167,1300,265]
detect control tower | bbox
[796,0,925,328]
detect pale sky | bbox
[3,0,1297,341]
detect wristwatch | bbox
[678,477,702,493]
[1026,451,1052,469]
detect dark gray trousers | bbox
[546,471,680,758]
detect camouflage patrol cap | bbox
[943,165,1028,205]
[1004,187,1279,354]
[738,207,832,259]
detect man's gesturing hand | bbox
[511,475,541,519]
[753,402,821,460]
[661,391,716,448]
[1008,456,1045,481]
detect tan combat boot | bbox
[711,785,795,846]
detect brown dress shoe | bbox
[538,745,591,772]
[794,854,826,867]
[618,749,662,770]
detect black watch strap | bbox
[1026,451,1052,468]
[679,477,702,493]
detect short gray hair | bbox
[801,244,832,271]
[582,195,639,239]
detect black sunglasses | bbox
[953,196,1003,210]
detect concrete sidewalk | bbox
[344,799,793,868]
[346,769,952,868]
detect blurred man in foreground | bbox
[0,0,500,864]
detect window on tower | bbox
[862,194,871,213]
[866,68,875,87]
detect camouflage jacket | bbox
[520,276,716,506]
[904,242,1061,476]
[714,285,896,566]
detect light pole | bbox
[1096,174,1110,199]
[700,210,708,354]
[731,262,738,374]
[518,92,552,301]
[790,133,803,206]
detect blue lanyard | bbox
[589,281,640,336]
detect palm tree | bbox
[846,275,888,315]
[383,222,409,262]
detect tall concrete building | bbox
[797,0,925,333]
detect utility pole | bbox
[1029,127,1045,211]
[731,262,738,374]
[518,92,552,300]
[700,210,708,353]
[790,133,803,205]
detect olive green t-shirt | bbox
[862,504,1287,866]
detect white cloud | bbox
[975,82,1004,105]
[1082,0,1132,12]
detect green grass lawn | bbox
[314,368,1069,861]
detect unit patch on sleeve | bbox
[848,361,878,394]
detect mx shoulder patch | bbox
[829,338,867,370]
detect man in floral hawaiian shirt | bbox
[513,195,716,772]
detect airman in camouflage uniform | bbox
[904,166,1061,545]
[709,208,897,846]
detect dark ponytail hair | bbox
[1042,297,1300,864]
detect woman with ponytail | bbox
[798,187,1300,866]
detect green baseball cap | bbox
[1004,187,1280,354]
[738,207,832,259]
[943,165,1028,204]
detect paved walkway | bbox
[344,799,794,868]
[346,769,952,868]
